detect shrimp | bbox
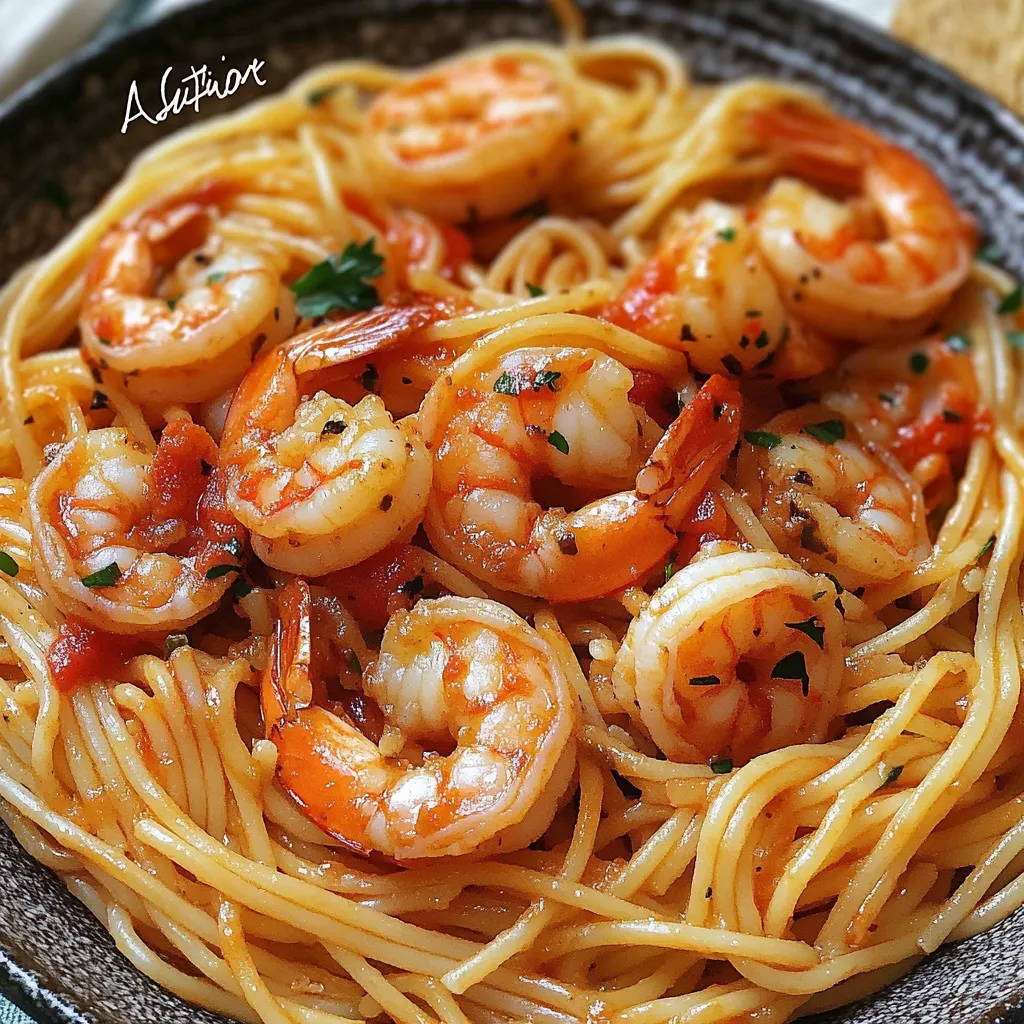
[819,335,983,505]
[736,405,929,590]
[364,54,576,222]
[601,201,789,376]
[419,345,741,601]
[262,581,577,859]
[28,418,244,634]
[80,189,292,403]
[749,103,974,343]
[219,306,437,576]
[614,547,845,765]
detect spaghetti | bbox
[1,7,1023,1024]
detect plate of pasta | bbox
[2,1,1024,1023]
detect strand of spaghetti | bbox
[329,948,437,1024]
[440,758,604,993]
[217,900,299,1024]
[532,918,818,968]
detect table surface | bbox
[0,0,891,1021]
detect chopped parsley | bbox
[710,757,733,774]
[978,535,996,559]
[511,198,550,220]
[882,764,904,787]
[81,562,121,588]
[664,556,677,584]
[360,363,379,393]
[399,574,425,598]
[345,649,362,674]
[997,285,1023,315]
[533,369,561,392]
[785,617,825,649]
[716,227,736,243]
[494,371,521,396]
[690,674,721,687]
[0,551,18,577]
[290,238,384,318]
[720,353,744,376]
[1008,331,1024,351]
[772,650,810,696]
[823,572,844,594]
[90,391,108,411]
[908,352,930,374]
[166,296,180,311]
[526,283,546,297]
[165,634,189,657]
[205,564,242,580]
[977,242,1001,264]
[206,271,227,285]
[804,419,845,444]
[744,429,781,450]
[307,84,339,106]
[231,577,254,599]
[548,430,570,455]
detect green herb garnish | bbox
[784,617,825,649]
[533,370,561,392]
[690,675,721,687]
[165,634,189,657]
[716,228,736,242]
[290,238,384,318]
[205,564,241,580]
[548,430,570,455]
[882,764,904,787]
[744,430,781,450]
[526,283,545,297]
[0,551,19,577]
[909,352,930,374]
[81,562,121,588]
[804,419,845,444]
[772,650,810,696]
[494,371,521,396]
[710,757,733,774]
[997,285,1023,315]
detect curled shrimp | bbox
[364,54,576,221]
[263,581,577,859]
[219,306,437,575]
[419,343,741,601]
[737,405,929,590]
[614,547,845,765]
[81,189,292,403]
[28,418,243,634]
[749,103,974,343]
[819,335,983,505]
[602,201,788,376]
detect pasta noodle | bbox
[1,4,1023,1023]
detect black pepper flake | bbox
[23,415,34,425]
[720,354,744,376]
[379,494,394,511]
[705,887,713,899]
[680,323,696,342]
[90,391,109,411]
[942,409,962,423]
[401,376,413,385]
[194,253,212,266]
[557,530,578,556]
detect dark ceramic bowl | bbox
[2,1,1024,1022]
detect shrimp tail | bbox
[262,580,315,731]
[636,374,741,519]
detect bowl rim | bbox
[1,1,1023,1022]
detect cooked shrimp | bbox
[220,306,437,575]
[80,191,292,403]
[820,335,983,503]
[28,418,244,634]
[614,546,845,765]
[602,201,789,376]
[364,54,576,221]
[749,103,974,343]
[263,581,577,859]
[736,405,929,590]
[419,345,741,601]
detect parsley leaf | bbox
[290,238,384,318]
[978,535,996,559]
[526,283,546,297]
[772,651,810,696]
[0,551,18,577]
[231,578,254,599]
[882,764,904,787]
[165,634,189,657]
[804,419,845,444]
[206,271,227,285]
[345,649,362,674]
[1008,331,1024,350]
[716,228,736,242]
[909,352,930,374]
[205,564,242,580]
[548,430,570,455]
[710,757,733,774]
[400,575,425,598]
[690,674,721,687]
[744,429,781,450]
[533,370,561,392]
[494,371,521,396]
[81,562,121,588]
[997,285,1023,315]
[307,84,339,106]
[784,617,825,649]
[665,556,677,584]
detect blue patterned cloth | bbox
[0,1000,30,1024]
